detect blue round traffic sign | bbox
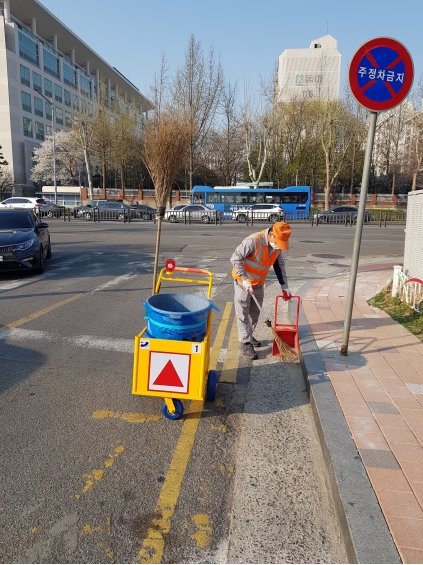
[349,37,414,111]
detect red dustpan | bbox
[272,295,300,357]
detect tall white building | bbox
[277,35,341,102]
[0,0,152,194]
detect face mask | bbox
[269,242,279,250]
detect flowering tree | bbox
[31,130,83,185]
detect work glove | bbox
[242,279,253,292]
[281,288,292,301]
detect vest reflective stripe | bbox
[232,230,279,286]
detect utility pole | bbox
[39,93,57,204]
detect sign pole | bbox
[340,111,378,356]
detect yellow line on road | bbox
[138,302,233,564]
[220,316,240,383]
[5,293,85,329]
[209,302,233,370]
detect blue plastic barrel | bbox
[143,293,219,341]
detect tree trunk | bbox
[391,171,396,197]
[83,149,93,200]
[350,144,356,194]
[411,170,418,191]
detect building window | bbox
[63,60,77,88]
[21,91,31,113]
[44,78,53,99]
[20,64,30,87]
[79,73,92,98]
[32,71,42,93]
[55,84,62,103]
[35,121,44,141]
[46,124,53,137]
[23,117,33,137]
[56,107,63,125]
[65,111,72,128]
[64,89,72,107]
[34,96,43,117]
[73,95,79,110]
[18,30,39,67]
[43,46,60,79]
[45,101,53,121]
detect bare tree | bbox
[71,105,97,199]
[172,34,223,190]
[408,81,423,191]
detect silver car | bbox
[164,204,220,223]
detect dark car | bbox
[0,209,51,273]
[82,201,136,221]
[313,206,371,223]
[72,199,122,218]
[130,204,156,220]
[40,202,64,218]
[164,204,220,223]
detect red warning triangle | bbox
[153,360,184,387]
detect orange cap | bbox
[272,221,291,250]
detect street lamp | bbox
[39,92,57,204]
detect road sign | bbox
[148,352,190,393]
[349,37,414,112]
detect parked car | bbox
[0,209,51,273]
[232,203,285,223]
[130,204,156,220]
[164,204,220,223]
[0,197,47,212]
[72,199,122,218]
[41,202,64,218]
[313,206,371,223]
[81,201,136,221]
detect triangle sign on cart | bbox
[148,352,190,394]
[153,360,184,387]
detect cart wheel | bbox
[206,370,218,402]
[161,399,184,420]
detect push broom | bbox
[249,290,298,362]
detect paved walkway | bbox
[302,264,423,564]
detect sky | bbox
[39,0,422,102]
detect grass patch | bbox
[368,284,423,341]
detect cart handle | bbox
[172,267,210,275]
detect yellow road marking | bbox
[219,316,240,383]
[138,400,203,563]
[209,302,232,369]
[191,514,212,549]
[138,302,233,564]
[5,293,86,329]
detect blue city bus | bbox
[192,185,311,219]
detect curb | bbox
[295,274,401,564]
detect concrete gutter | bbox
[296,274,401,564]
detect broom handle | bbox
[249,289,263,313]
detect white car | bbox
[233,203,284,223]
[0,197,47,211]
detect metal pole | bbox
[52,103,57,204]
[341,111,378,356]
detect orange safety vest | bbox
[232,230,279,286]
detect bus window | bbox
[207,193,221,204]
[221,194,235,203]
[194,192,205,204]
[234,193,246,203]
[265,193,281,203]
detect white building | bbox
[277,35,341,102]
[0,0,152,196]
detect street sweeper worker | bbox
[230,221,292,360]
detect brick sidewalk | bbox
[302,264,423,564]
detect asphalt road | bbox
[0,218,405,563]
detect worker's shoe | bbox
[251,337,262,347]
[242,342,258,360]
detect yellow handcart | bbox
[132,260,218,420]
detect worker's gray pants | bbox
[233,280,264,343]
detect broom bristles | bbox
[269,325,298,362]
